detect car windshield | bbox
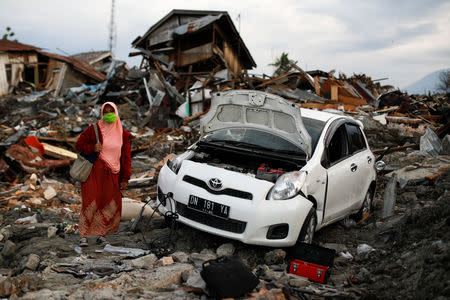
[302,117,326,154]
[202,128,305,155]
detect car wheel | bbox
[296,207,317,244]
[353,187,374,222]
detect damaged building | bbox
[0,40,106,97]
[131,9,256,77]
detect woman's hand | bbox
[120,182,128,190]
[94,143,102,152]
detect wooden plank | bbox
[337,94,367,106]
[179,43,214,67]
[331,85,338,102]
[385,116,422,124]
[42,143,77,160]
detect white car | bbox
[157,90,377,247]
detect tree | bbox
[2,27,17,41]
[269,52,296,77]
[436,70,450,95]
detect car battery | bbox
[287,243,335,284]
[256,164,283,182]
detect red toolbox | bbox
[287,243,335,284]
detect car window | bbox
[346,124,367,154]
[326,124,349,165]
[302,117,326,154]
[203,128,305,155]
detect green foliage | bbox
[269,52,296,77]
[436,70,450,95]
[2,26,17,41]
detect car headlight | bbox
[166,151,194,174]
[268,171,307,200]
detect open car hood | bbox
[200,90,312,158]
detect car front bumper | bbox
[156,160,313,247]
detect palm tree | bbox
[269,52,296,77]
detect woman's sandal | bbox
[96,236,108,245]
[79,237,88,247]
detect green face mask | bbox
[103,113,117,123]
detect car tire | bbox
[353,187,374,222]
[296,207,317,245]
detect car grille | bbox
[182,175,253,200]
[176,202,247,234]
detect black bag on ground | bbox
[200,255,259,299]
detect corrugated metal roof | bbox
[39,51,106,82]
[71,51,112,64]
[0,40,41,52]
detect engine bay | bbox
[189,144,305,183]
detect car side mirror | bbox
[375,160,386,173]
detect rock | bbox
[47,226,58,238]
[398,192,418,204]
[356,267,373,283]
[441,135,450,155]
[184,268,206,290]
[189,253,217,268]
[0,228,12,240]
[23,253,40,270]
[130,253,158,268]
[288,274,310,287]
[83,287,117,300]
[29,173,38,186]
[0,233,3,242]
[216,243,235,257]
[0,278,14,297]
[146,263,194,291]
[200,248,216,256]
[357,244,376,256]
[43,186,57,200]
[264,249,286,265]
[1,240,16,257]
[14,214,38,224]
[172,251,189,263]
[263,269,284,281]
[57,191,81,204]
[159,256,174,266]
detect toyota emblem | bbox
[209,178,223,190]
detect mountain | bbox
[404,68,450,95]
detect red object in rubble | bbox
[288,259,330,283]
[24,136,45,156]
[287,242,335,284]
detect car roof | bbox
[300,108,341,122]
[300,108,363,128]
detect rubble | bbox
[0,7,448,300]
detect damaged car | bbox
[156,90,377,247]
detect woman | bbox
[75,102,131,246]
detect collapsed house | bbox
[0,40,106,97]
[71,51,114,74]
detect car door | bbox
[322,122,360,223]
[345,123,373,210]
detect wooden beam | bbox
[331,85,338,102]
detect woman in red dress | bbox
[75,102,131,246]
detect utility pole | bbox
[108,0,116,53]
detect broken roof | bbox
[71,51,113,65]
[132,9,256,69]
[0,40,41,52]
[40,51,106,82]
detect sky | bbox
[1,0,449,89]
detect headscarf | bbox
[98,102,123,173]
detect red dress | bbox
[75,123,131,237]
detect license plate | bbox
[188,195,229,218]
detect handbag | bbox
[70,124,99,182]
[200,256,259,299]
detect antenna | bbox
[108,0,116,53]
